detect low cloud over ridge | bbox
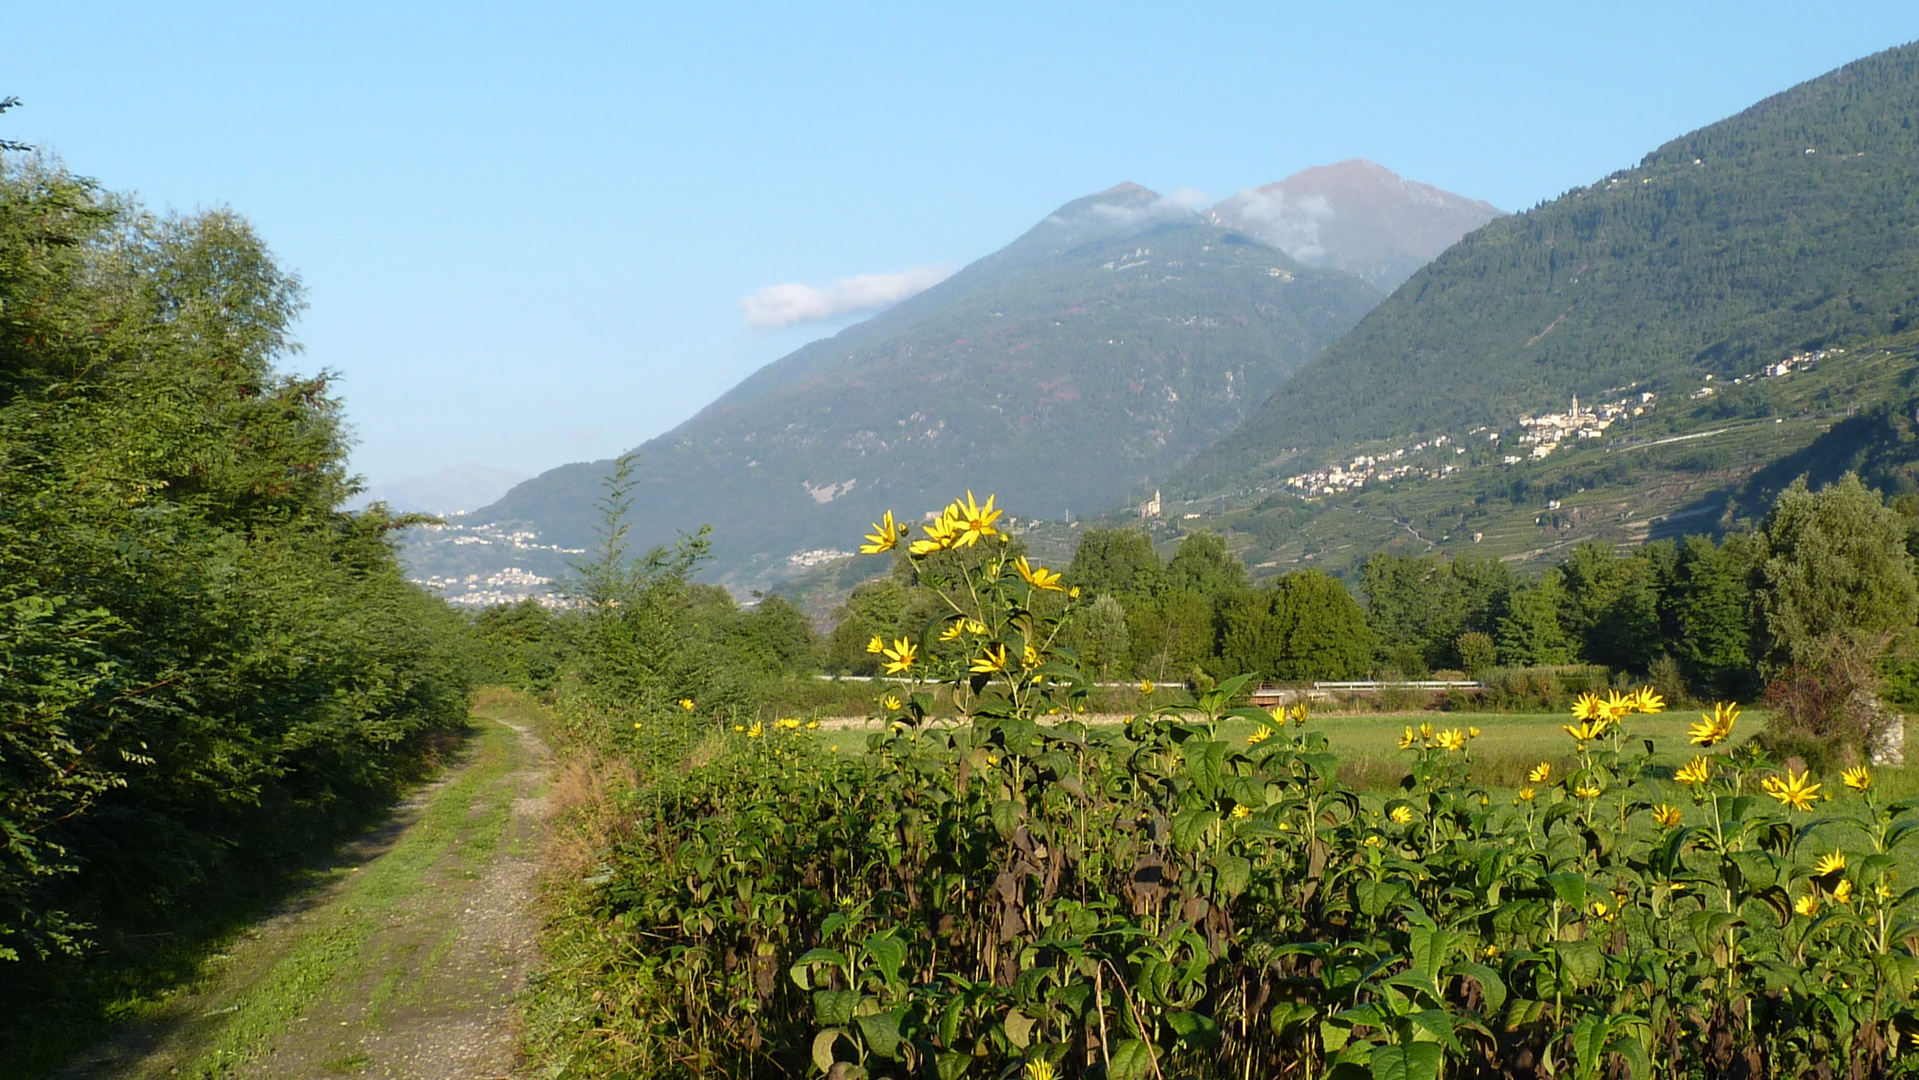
[742,265,951,328]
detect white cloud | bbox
[741,265,951,329]
[1222,188,1335,259]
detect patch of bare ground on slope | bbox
[50,689,553,1080]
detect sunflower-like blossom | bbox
[1564,718,1608,743]
[1812,850,1846,877]
[1795,893,1820,918]
[1517,787,1537,802]
[881,638,918,675]
[881,694,903,711]
[1688,702,1739,747]
[1013,556,1064,591]
[866,635,885,655]
[947,491,1002,548]
[909,512,963,556]
[1399,727,1417,750]
[970,643,1009,675]
[860,510,902,554]
[1434,728,1467,752]
[1631,686,1666,714]
[1247,726,1274,745]
[1571,693,1607,721]
[1230,804,1252,819]
[938,620,967,643]
[1389,805,1414,824]
[1762,769,1821,812]
[1842,766,1872,791]
[1651,804,1683,828]
[1674,756,1713,786]
[1528,762,1553,783]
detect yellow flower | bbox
[866,635,885,655]
[1674,756,1713,786]
[1230,804,1252,819]
[1517,787,1537,802]
[1832,878,1854,904]
[1842,766,1872,792]
[1763,769,1822,812]
[1277,821,1291,831]
[1631,686,1666,714]
[805,719,820,730]
[1564,718,1607,743]
[745,720,764,739]
[938,620,966,643]
[1795,893,1820,918]
[909,512,962,555]
[1651,804,1683,828]
[1247,726,1274,745]
[632,721,644,729]
[881,638,918,675]
[1468,726,1481,738]
[964,619,986,635]
[1290,703,1310,726]
[1013,556,1064,591]
[1024,1058,1056,1080]
[881,693,903,711]
[678,698,696,710]
[1812,850,1846,876]
[1022,644,1039,668]
[1363,834,1384,847]
[1483,944,1499,958]
[1689,702,1739,747]
[1434,728,1467,752]
[860,510,902,554]
[1528,762,1553,783]
[1139,679,1155,695]
[775,717,801,730]
[1575,784,1601,799]
[1068,586,1081,599]
[970,643,1010,674]
[1571,692,1607,721]
[946,491,1003,548]
[1399,727,1417,750]
[1589,900,1616,922]
[1419,722,1435,739]
[1390,805,1414,824]
[985,753,1001,767]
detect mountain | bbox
[352,463,530,514]
[448,183,1384,590]
[1178,41,1919,504]
[1206,160,1504,290]
[1148,41,1919,580]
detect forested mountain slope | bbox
[463,184,1384,586]
[1176,41,1919,501]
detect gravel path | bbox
[51,698,552,1080]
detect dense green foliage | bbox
[460,184,1383,587]
[0,156,472,961]
[1180,41,1919,496]
[532,494,1919,1079]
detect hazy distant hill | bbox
[1177,42,1919,503]
[460,183,1383,587]
[1207,160,1504,291]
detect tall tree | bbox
[1066,528,1165,601]
[1754,473,1919,667]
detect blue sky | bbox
[8,3,1919,497]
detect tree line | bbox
[0,151,473,965]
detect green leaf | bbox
[1570,1013,1607,1080]
[1448,961,1507,1016]
[935,1052,971,1080]
[814,989,860,1026]
[1214,853,1252,899]
[1171,807,1219,853]
[1106,1039,1157,1080]
[1545,871,1587,911]
[1003,1008,1037,1049]
[813,1028,849,1073]
[862,933,907,988]
[854,1010,903,1060]
[1166,1010,1222,1048]
[1555,939,1604,991]
[1356,878,1411,917]
[1370,1042,1443,1080]
[991,799,1021,840]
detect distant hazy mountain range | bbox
[353,463,530,515]
[414,162,1501,597]
[1207,160,1502,291]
